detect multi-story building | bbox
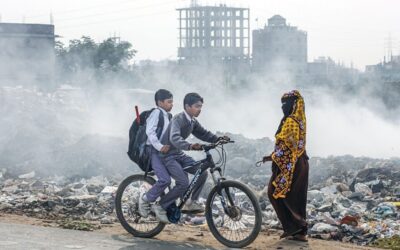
[177,4,250,65]
[252,15,307,76]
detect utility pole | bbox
[111,31,121,43]
[384,33,395,63]
[50,12,54,25]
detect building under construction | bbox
[177,3,250,65]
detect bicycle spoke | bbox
[209,186,257,242]
[119,179,160,233]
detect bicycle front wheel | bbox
[205,180,262,248]
[115,174,165,238]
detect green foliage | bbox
[56,36,137,76]
[94,38,136,69]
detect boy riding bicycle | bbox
[157,92,229,215]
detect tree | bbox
[55,36,137,85]
[94,38,136,70]
[67,36,98,70]
[56,36,136,72]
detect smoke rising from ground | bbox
[1,40,399,178]
[78,67,400,159]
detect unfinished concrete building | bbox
[177,4,250,65]
[0,23,56,86]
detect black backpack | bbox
[127,108,171,172]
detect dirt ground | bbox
[0,212,379,250]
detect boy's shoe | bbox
[152,203,170,224]
[138,193,150,218]
[182,201,205,214]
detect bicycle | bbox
[115,139,262,248]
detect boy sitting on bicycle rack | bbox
[138,89,173,223]
[158,92,229,215]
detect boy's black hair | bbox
[183,92,203,109]
[155,89,173,105]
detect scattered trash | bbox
[0,175,118,228]
[100,186,118,194]
[18,171,36,179]
[354,183,373,197]
[0,103,399,248]
[340,215,359,226]
[260,161,400,246]
[311,223,339,233]
[190,216,206,225]
[373,203,397,218]
[100,216,114,224]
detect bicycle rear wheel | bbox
[115,174,165,238]
[205,180,262,248]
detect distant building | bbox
[366,55,400,107]
[0,23,56,86]
[307,56,359,86]
[252,15,307,75]
[365,55,400,82]
[177,4,250,65]
[307,57,337,78]
[176,4,250,87]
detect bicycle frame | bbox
[117,139,261,248]
[177,149,231,212]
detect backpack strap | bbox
[156,108,165,139]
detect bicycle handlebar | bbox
[202,139,235,151]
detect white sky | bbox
[1,0,399,69]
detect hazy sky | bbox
[1,0,399,69]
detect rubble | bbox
[310,223,339,234]
[0,175,118,230]
[1,160,399,246]
[184,215,206,226]
[257,156,400,247]
[18,171,36,179]
[0,87,399,246]
[354,183,373,197]
[304,163,400,246]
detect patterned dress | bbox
[268,90,309,236]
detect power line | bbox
[57,9,176,30]
[26,0,141,19]
[56,0,183,23]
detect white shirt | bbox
[146,108,170,151]
[184,110,195,124]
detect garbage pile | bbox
[260,162,400,246]
[0,170,119,230]
[1,86,400,246]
